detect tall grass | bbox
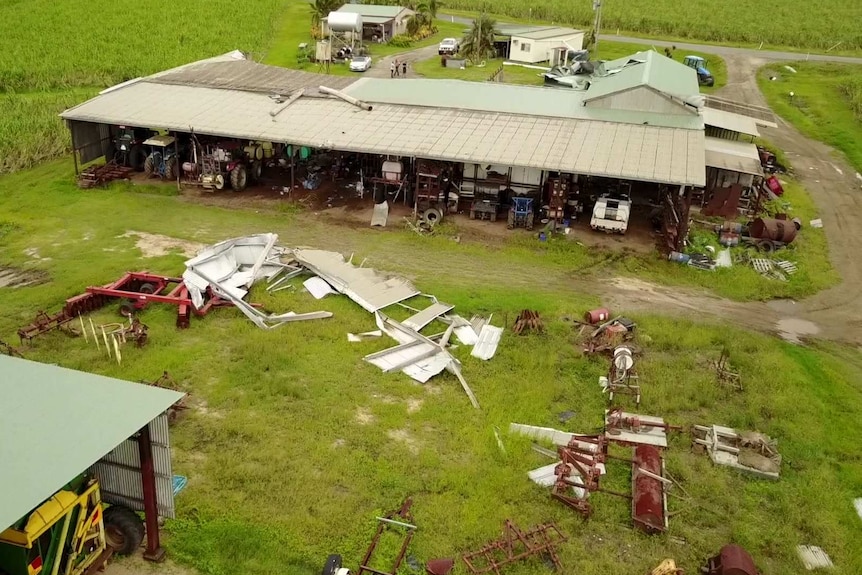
[838,78,862,121]
[0,0,286,174]
[443,0,862,51]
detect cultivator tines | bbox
[550,435,606,517]
[462,520,567,575]
[358,498,416,575]
[512,310,544,335]
[17,310,75,343]
[77,161,133,189]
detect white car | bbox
[438,38,459,55]
[590,194,632,234]
[349,55,372,72]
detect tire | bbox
[251,160,262,182]
[757,240,775,253]
[129,144,147,172]
[137,283,155,295]
[422,207,442,226]
[103,505,144,556]
[214,174,225,190]
[119,303,135,318]
[230,164,248,192]
[507,209,515,229]
[165,156,178,180]
[526,212,534,231]
[143,154,155,178]
[321,554,342,575]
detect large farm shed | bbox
[60,49,765,252]
[0,356,184,563]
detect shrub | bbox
[388,34,413,48]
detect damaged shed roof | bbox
[61,52,706,187]
[589,50,700,102]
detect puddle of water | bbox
[775,317,820,344]
[0,266,48,288]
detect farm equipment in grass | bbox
[105,127,154,171]
[469,190,499,221]
[507,195,535,230]
[142,135,181,181]
[0,475,144,575]
[683,55,714,87]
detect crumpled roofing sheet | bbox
[293,249,420,312]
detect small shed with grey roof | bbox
[0,356,185,560]
[496,25,584,64]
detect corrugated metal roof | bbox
[512,26,582,40]
[588,50,700,102]
[335,4,408,18]
[343,78,703,129]
[703,94,778,128]
[702,107,760,137]
[704,136,762,176]
[0,357,183,530]
[61,81,705,186]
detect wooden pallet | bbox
[78,162,133,189]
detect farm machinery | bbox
[469,190,499,221]
[105,126,154,171]
[184,136,265,192]
[508,195,536,230]
[142,135,182,181]
[0,475,144,575]
[683,55,714,87]
[590,192,631,234]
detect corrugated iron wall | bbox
[70,120,111,165]
[89,413,176,518]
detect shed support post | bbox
[175,132,181,192]
[70,122,79,176]
[138,424,166,562]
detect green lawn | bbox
[413,57,545,85]
[758,62,862,174]
[1,161,861,575]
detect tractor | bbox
[0,475,144,575]
[105,126,153,171]
[186,136,263,193]
[142,135,182,181]
[683,55,714,87]
[507,195,535,230]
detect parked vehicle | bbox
[142,135,181,180]
[349,55,372,72]
[191,139,263,193]
[106,126,154,171]
[507,196,535,230]
[0,475,144,575]
[438,37,459,55]
[590,193,631,234]
[683,55,714,87]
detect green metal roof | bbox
[335,4,408,19]
[343,77,703,129]
[588,50,699,101]
[0,357,184,530]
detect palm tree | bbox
[427,0,442,19]
[311,0,342,32]
[460,14,496,62]
[405,2,433,37]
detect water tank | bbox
[327,11,363,33]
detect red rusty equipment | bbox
[78,162,133,189]
[584,308,611,324]
[358,498,416,575]
[425,558,455,575]
[551,435,607,517]
[632,444,667,534]
[462,520,566,575]
[703,544,759,575]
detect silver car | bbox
[349,55,372,72]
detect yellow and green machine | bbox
[0,475,143,575]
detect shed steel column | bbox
[137,424,166,562]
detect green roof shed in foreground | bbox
[0,356,184,530]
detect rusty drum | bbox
[584,308,611,324]
[632,444,665,533]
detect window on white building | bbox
[521,42,531,52]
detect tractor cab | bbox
[109,126,153,171]
[683,55,714,87]
[143,134,180,180]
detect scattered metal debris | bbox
[462,520,566,575]
[650,559,684,575]
[810,218,823,228]
[606,408,679,448]
[304,276,335,299]
[493,427,506,455]
[583,316,635,354]
[471,324,503,360]
[509,423,579,446]
[693,425,781,479]
[703,545,760,575]
[601,346,640,405]
[358,498,416,575]
[796,546,833,570]
[347,330,383,342]
[751,258,797,282]
[371,201,389,227]
[855,498,862,522]
[712,349,742,390]
[512,310,543,335]
[0,339,24,358]
[403,301,454,331]
[447,314,489,346]
[632,444,668,533]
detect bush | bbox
[388,34,413,48]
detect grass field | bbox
[0,0,286,174]
[1,161,861,575]
[758,63,862,174]
[440,1,862,52]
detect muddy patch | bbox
[775,318,821,344]
[406,398,423,414]
[194,400,225,419]
[119,231,205,258]
[0,266,49,288]
[387,428,420,454]
[355,406,375,425]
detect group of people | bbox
[390,59,408,78]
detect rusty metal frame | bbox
[357,498,416,575]
[462,520,567,575]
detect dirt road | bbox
[365,45,440,79]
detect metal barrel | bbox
[668,251,690,264]
[720,221,743,234]
[584,308,611,324]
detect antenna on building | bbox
[592,0,603,60]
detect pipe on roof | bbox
[319,85,373,111]
[270,89,305,119]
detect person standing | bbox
[390,61,395,78]
[402,60,407,77]
[394,59,400,77]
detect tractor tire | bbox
[422,207,442,227]
[526,212,534,231]
[118,303,135,318]
[103,505,145,556]
[251,160,262,182]
[165,156,178,181]
[230,164,248,192]
[129,144,147,172]
[321,554,343,575]
[756,240,775,253]
[143,154,155,178]
[507,209,515,229]
[137,283,155,295]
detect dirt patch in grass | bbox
[406,398,423,414]
[355,406,375,425]
[387,428,420,454]
[0,265,48,288]
[119,230,204,258]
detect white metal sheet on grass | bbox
[403,302,454,332]
[471,324,503,360]
[303,276,335,299]
[854,498,862,522]
[796,546,833,570]
[371,201,389,227]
